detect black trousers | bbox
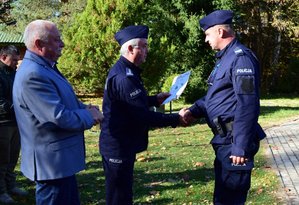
[102,155,136,205]
[0,125,20,194]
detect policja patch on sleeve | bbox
[129,89,142,98]
[234,50,256,95]
[233,47,257,94]
[235,68,255,94]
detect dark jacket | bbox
[100,56,179,157]
[189,39,262,157]
[0,61,16,125]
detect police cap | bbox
[199,10,234,31]
[114,25,149,46]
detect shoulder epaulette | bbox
[126,68,134,76]
[234,47,244,56]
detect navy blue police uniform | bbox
[188,10,266,205]
[100,25,180,205]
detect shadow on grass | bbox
[77,158,215,204]
[260,105,299,117]
[72,159,214,204]
[134,198,174,204]
[77,160,105,204]
[260,94,299,99]
[133,167,214,204]
[13,160,105,205]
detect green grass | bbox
[11,96,299,204]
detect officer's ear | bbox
[128,45,134,53]
[217,27,225,38]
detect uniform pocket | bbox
[215,69,226,80]
[216,144,253,191]
[222,166,251,190]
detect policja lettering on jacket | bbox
[129,89,142,98]
[236,68,253,74]
[184,9,266,205]
[100,24,182,204]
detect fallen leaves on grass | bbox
[194,162,205,167]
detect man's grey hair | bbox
[120,38,140,55]
[23,20,56,49]
[217,24,235,36]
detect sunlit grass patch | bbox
[13,95,299,204]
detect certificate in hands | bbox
[162,71,191,105]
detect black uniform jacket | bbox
[100,56,179,157]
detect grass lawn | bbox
[12,95,299,205]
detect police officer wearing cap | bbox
[100,25,185,204]
[181,10,266,204]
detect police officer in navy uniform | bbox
[181,10,266,205]
[100,25,185,204]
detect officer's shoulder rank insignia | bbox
[234,47,244,56]
[126,68,134,76]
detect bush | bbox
[272,57,299,94]
[184,72,207,103]
[161,71,207,104]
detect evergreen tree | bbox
[143,0,215,101]
[2,0,298,95]
[1,0,86,34]
[58,0,146,94]
[59,0,215,99]
[0,0,16,28]
[6,0,61,34]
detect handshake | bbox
[156,93,195,127]
[86,104,104,125]
[178,108,196,127]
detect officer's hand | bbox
[87,107,104,125]
[229,155,247,165]
[180,108,195,125]
[87,104,100,110]
[178,108,188,126]
[157,92,171,105]
[178,111,187,127]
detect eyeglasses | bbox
[133,44,148,50]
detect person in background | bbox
[100,25,186,204]
[12,20,103,205]
[0,45,28,204]
[181,10,266,205]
